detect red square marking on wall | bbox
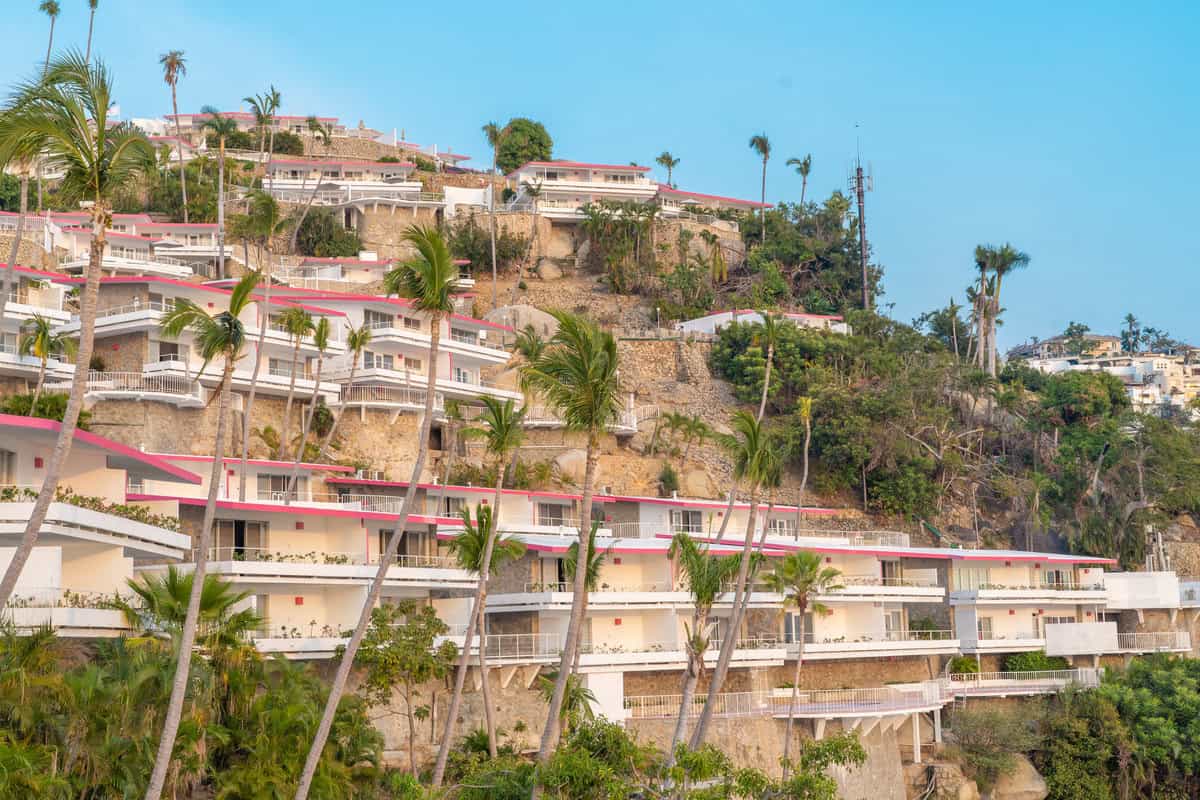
[294,597,304,605]
[111,344,119,351]
[1004,561,1011,567]
[295,522,305,530]
[614,618,621,626]
[613,557,621,565]
[1008,609,1015,615]
[34,457,44,469]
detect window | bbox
[0,448,15,485]
[364,310,392,329]
[884,609,904,638]
[442,497,465,516]
[402,317,422,331]
[405,357,423,372]
[542,171,560,181]
[605,173,634,184]
[157,341,189,363]
[257,473,307,501]
[954,566,990,591]
[976,617,993,640]
[537,503,567,526]
[1041,568,1072,588]
[450,327,477,345]
[670,509,703,533]
[784,612,814,644]
[453,367,473,384]
[0,333,17,355]
[363,350,394,370]
[767,517,794,535]
[268,358,292,378]
[881,560,902,584]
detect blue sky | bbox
[3,1,1196,348]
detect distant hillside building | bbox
[675,309,851,336]
[1006,333,1122,361]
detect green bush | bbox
[495,118,553,174]
[295,208,363,258]
[206,128,304,155]
[658,462,679,496]
[947,707,1042,791]
[948,655,979,674]
[445,216,530,275]
[1003,650,1070,672]
[412,154,436,172]
[0,393,91,430]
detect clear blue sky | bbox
[4,1,1196,348]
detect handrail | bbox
[523,581,675,594]
[1116,631,1191,651]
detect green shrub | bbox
[295,208,362,258]
[948,655,979,674]
[412,154,436,172]
[947,707,1042,791]
[1003,650,1070,672]
[495,118,553,174]
[0,393,91,430]
[658,462,679,496]
[377,155,401,163]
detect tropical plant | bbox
[18,313,75,413]
[0,118,42,319]
[243,86,281,164]
[564,522,609,674]
[0,54,153,612]
[198,106,237,278]
[748,133,771,244]
[764,552,842,777]
[482,120,505,307]
[494,117,552,174]
[786,154,812,206]
[295,225,457,800]
[120,566,261,650]
[284,317,330,500]
[144,269,260,800]
[288,116,333,255]
[274,306,314,459]
[518,310,620,781]
[535,670,595,736]
[317,323,371,458]
[656,151,680,187]
[513,324,545,362]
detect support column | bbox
[911,712,921,764]
[933,708,942,745]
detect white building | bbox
[676,309,852,336]
[506,161,658,220]
[0,264,74,385]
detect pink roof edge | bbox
[657,184,771,209]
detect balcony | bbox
[1117,631,1191,653]
[204,547,475,590]
[4,586,130,637]
[793,630,960,660]
[2,286,69,322]
[946,669,1101,698]
[951,580,1106,605]
[0,493,189,558]
[47,370,206,408]
[817,575,946,602]
[63,253,195,279]
[0,341,73,380]
[487,581,686,611]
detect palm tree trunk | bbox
[289,168,325,255]
[278,339,301,459]
[405,683,417,775]
[757,342,773,422]
[689,492,759,748]
[0,205,107,610]
[284,355,324,500]
[170,87,189,223]
[477,582,497,758]
[2,174,29,321]
[43,21,55,76]
[317,358,355,459]
[238,253,271,500]
[669,606,707,756]
[780,614,806,779]
[266,127,277,174]
[217,141,227,279]
[533,434,599,771]
[793,417,811,537]
[29,360,46,416]
[143,357,233,800]
[293,317,444,800]
[714,486,737,539]
[489,152,498,309]
[85,10,96,64]
[759,161,767,245]
[430,563,484,786]
[800,176,807,207]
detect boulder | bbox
[680,468,717,498]
[989,755,1047,800]
[576,238,591,265]
[903,762,980,800]
[553,449,587,484]
[485,304,559,338]
[536,259,562,281]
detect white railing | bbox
[0,216,46,233]
[257,491,408,514]
[947,669,1101,694]
[971,581,1106,592]
[449,330,481,346]
[523,581,674,594]
[377,553,460,570]
[477,632,561,660]
[209,546,367,565]
[92,299,172,319]
[340,385,444,411]
[710,636,783,651]
[2,586,124,609]
[836,575,942,589]
[55,370,204,402]
[1117,631,1191,651]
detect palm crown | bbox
[383,225,458,315]
[160,270,260,375]
[449,504,526,573]
[763,551,844,616]
[670,534,740,608]
[19,313,75,362]
[519,310,621,436]
[461,396,525,468]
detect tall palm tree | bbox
[565,522,608,673]
[792,397,813,537]
[121,565,261,651]
[0,53,152,612]
[294,225,457,800]
[19,313,75,413]
[690,410,772,748]
[84,0,99,64]
[274,306,314,460]
[288,116,332,255]
[755,313,781,422]
[667,534,740,759]
[316,323,370,459]
[263,85,281,173]
[521,179,543,278]
[158,51,189,222]
[237,190,288,500]
[145,268,260,800]
[432,396,525,778]
[243,90,273,160]
[656,151,680,187]
[198,106,237,279]
[482,121,504,308]
[0,119,44,321]
[441,504,525,764]
[785,154,812,206]
[748,134,771,244]
[39,2,60,75]
[519,310,620,778]
[284,316,330,502]
[980,243,1030,377]
[764,552,842,778]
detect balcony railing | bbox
[836,575,942,589]
[478,632,561,660]
[968,581,1106,592]
[253,491,409,514]
[92,299,172,320]
[523,581,674,594]
[209,546,459,571]
[48,370,204,402]
[1117,631,1191,652]
[947,669,1101,695]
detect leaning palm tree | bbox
[145,268,260,800]
[39,2,60,75]
[198,106,237,279]
[288,116,333,255]
[315,323,370,459]
[482,121,505,308]
[294,225,457,800]
[667,534,740,759]
[690,410,773,749]
[442,504,525,762]
[785,154,812,206]
[158,51,189,222]
[565,522,608,673]
[274,306,314,460]
[0,53,153,612]
[262,85,282,172]
[520,310,620,777]
[679,413,710,465]
[84,0,99,64]
[536,669,596,737]
[19,313,75,413]
[792,397,814,537]
[236,190,289,500]
[764,552,842,778]
[283,316,330,502]
[748,133,771,244]
[656,151,680,187]
[755,313,782,422]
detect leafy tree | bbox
[0,392,91,428]
[1003,650,1070,672]
[947,706,1043,792]
[495,117,552,174]
[18,313,75,412]
[295,208,363,257]
[445,215,529,277]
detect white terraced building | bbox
[505,161,659,220]
[0,413,201,637]
[0,264,74,386]
[263,158,439,208]
[675,309,852,337]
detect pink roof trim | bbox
[323,478,616,503]
[92,276,347,315]
[657,184,771,209]
[0,262,73,280]
[131,494,458,525]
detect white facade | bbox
[676,309,852,336]
[506,161,658,220]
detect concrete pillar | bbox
[1170,609,1179,626]
[933,708,942,745]
[912,712,921,764]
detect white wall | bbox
[1105,572,1180,610]
[1045,621,1117,656]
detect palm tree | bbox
[482,121,505,308]
[792,397,813,537]
[19,313,75,413]
[521,179,543,278]
[764,552,842,778]
[274,306,314,460]
[535,670,595,736]
[39,2,60,75]
[679,413,710,465]
[519,310,620,776]
[243,90,273,160]
[0,119,44,320]
[699,230,727,285]
[84,0,99,64]
[442,504,525,762]
[288,116,332,255]
[121,565,261,650]
[565,522,609,673]
[198,106,237,279]
[513,324,545,363]
[236,190,288,500]
[785,155,812,206]
[145,269,260,800]
[262,85,281,173]
[293,225,457,800]
[754,313,782,422]
[0,54,153,612]
[667,534,740,759]
[158,51,189,223]
[284,317,330,502]
[690,410,772,749]
[316,323,370,459]
[656,151,680,187]
[748,134,771,244]
[981,243,1030,377]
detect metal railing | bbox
[1117,631,1191,651]
[209,546,365,565]
[836,575,942,589]
[340,385,444,411]
[477,632,561,660]
[53,370,204,401]
[92,299,172,319]
[523,581,674,594]
[947,669,1101,694]
[256,491,407,514]
[970,581,1106,592]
